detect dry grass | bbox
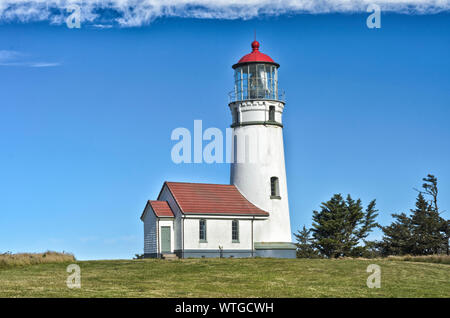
[0,251,75,268]
[386,254,450,265]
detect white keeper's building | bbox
[140,40,296,258]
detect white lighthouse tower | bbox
[229,40,296,258]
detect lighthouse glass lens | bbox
[234,64,277,101]
[257,64,267,98]
[248,64,256,99]
[271,66,275,99]
[243,66,248,100]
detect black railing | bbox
[228,89,285,103]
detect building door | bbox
[161,226,171,253]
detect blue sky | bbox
[1,5,449,259]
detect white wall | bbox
[183,217,254,250]
[230,100,284,124]
[229,99,292,243]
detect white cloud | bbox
[0,50,24,66]
[0,1,449,27]
[0,49,61,67]
[29,61,61,67]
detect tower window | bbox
[270,177,280,199]
[199,219,207,242]
[232,220,239,242]
[269,106,275,121]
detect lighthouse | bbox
[141,39,296,259]
[229,40,295,256]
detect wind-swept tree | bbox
[410,193,445,255]
[380,174,448,255]
[419,175,449,255]
[419,174,439,213]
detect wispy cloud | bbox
[0,50,22,61]
[29,62,61,67]
[0,49,61,67]
[0,1,449,27]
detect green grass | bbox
[0,258,449,297]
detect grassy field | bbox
[0,258,449,297]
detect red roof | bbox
[162,182,269,216]
[148,200,174,217]
[233,40,279,69]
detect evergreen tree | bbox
[380,174,448,255]
[294,226,319,258]
[410,193,435,254]
[410,193,447,254]
[443,220,450,255]
[414,175,448,254]
[311,194,378,258]
[356,199,379,247]
[379,213,414,255]
[420,175,449,255]
[421,174,439,213]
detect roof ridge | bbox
[165,181,234,186]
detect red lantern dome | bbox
[232,40,279,69]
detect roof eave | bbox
[182,212,269,217]
[140,200,151,221]
[232,61,280,69]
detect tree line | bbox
[295,174,450,258]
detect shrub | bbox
[0,251,75,268]
[387,254,450,265]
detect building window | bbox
[199,219,207,242]
[232,220,239,242]
[270,177,280,199]
[234,107,240,125]
[269,106,275,121]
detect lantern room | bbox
[231,40,282,102]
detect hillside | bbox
[0,258,448,297]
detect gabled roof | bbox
[149,200,174,217]
[141,200,174,220]
[160,181,269,216]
